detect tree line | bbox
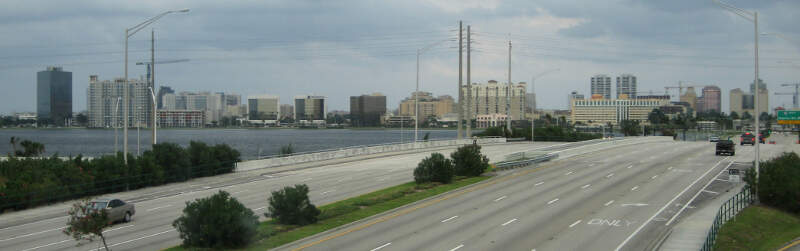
[0,140,240,212]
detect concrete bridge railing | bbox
[235,138,507,172]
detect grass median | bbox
[714,205,800,251]
[165,175,490,251]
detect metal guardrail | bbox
[700,185,755,251]
[494,153,558,171]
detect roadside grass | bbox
[165,176,489,251]
[714,205,800,251]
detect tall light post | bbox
[114,96,121,153]
[712,0,760,195]
[148,87,157,144]
[415,38,454,143]
[123,9,189,165]
[530,69,560,142]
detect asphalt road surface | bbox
[0,140,593,251]
[279,135,797,251]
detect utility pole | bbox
[151,29,157,145]
[457,21,463,140]
[506,40,512,132]
[466,25,472,138]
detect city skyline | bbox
[0,1,798,115]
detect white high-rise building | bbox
[86,75,151,128]
[616,74,637,99]
[461,80,527,121]
[591,74,612,99]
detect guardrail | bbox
[494,153,558,171]
[700,185,755,251]
[236,137,508,172]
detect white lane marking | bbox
[627,165,633,169]
[0,216,67,232]
[441,216,459,223]
[569,220,582,228]
[631,186,639,191]
[605,200,615,206]
[89,229,174,251]
[581,184,591,189]
[668,166,673,170]
[715,178,728,182]
[301,178,312,182]
[501,218,518,226]
[651,175,658,180]
[254,206,266,211]
[146,205,172,212]
[702,190,719,194]
[665,161,737,226]
[589,163,596,167]
[547,198,559,205]
[621,203,649,207]
[21,239,70,251]
[321,190,335,195]
[0,226,67,242]
[606,173,615,178]
[231,190,249,195]
[450,244,465,251]
[615,156,732,251]
[103,225,135,233]
[565,171,574,175]
[494,196,507,202]
[534,182,544,186]
[371,242,391,251]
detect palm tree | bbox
[9,136,17,156]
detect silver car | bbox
[90,198,135,223]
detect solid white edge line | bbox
[450,244,465,251]
[569,220,582,228]
[665,160,735,226]
[614,156,731,251]
[370,242,391,251]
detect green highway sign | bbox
[777,110,800,125]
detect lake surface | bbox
[0,128,458,160]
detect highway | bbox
[279,135,798,251]
[0,140,587,251]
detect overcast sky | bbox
[1,0,799,115]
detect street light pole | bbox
[529,69,560,142]
[149,87,157,144]
[415,38,454,143]
[712,0,760,196]
[123,8,189,165]
[114,96,121,153]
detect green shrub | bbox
[451,144,489,177]
[745,152,800,214]
[266,184,321,225]
[414,153,454,184]
[172,191,258,248]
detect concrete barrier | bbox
[235,138,507,172]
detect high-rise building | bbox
[247,95,280,121]
[571,98,670,126]
[161,91,234,124]
[730,88,744,116]
[280,104,294,120]
[526,93,536,113]
[591,74,612,99]
[350,93,387,127]
[730,83,769,118]
[156,86,174,109]
[699,85,721,113]
[294,95,326,122]
[616,74,637,99]
[37,66,72,125]
[568,91,585,110]
[398,92,455,120]
[461,80,527,121]
[86,75,151,128]
[750,79,767,93]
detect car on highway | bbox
[708,136,720,142]
[741,132,755,145]
[90,198,135,223]
[715,139,735,155]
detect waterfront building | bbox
[591,74,612,99]
[461,80,527,121]
[350,93,387,127]
[157,110,205,128]
[247,95,280,122]
[398,92,455,120]
[616,74,637,99]
[86,75,151,128]
[294,95,327,123]
[37,66,72,125]
[570,98,669,126]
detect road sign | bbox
[777,110,800,125]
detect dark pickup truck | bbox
[716,140,735,156]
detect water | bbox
[0,128,457,160]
